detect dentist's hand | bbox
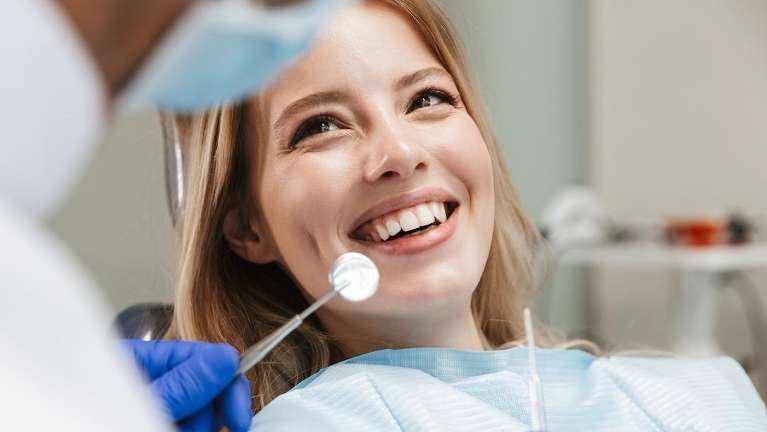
[122,340,252,432]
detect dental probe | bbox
[237,252,379,375]
[524,307,547,432]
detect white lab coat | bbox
[0,0,171,430]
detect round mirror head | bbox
[329,252,379,302]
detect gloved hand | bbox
[122,340,252,432]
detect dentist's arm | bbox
[122,340,253,432]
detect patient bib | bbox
[251,347,767,431]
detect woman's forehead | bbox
[263,2,442,120]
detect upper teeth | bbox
[366,201,448,242]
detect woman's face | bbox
[246,2,495,321]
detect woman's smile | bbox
[347,187,460,256]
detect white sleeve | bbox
[0,0,106,218]
[0,201,173,431]
[0,1,172,430]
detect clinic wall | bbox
[439,0,588,217]
[48,112,175,313]
[589,0,767,364]
[439,0,590,334]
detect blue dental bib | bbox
[251,346,766,431]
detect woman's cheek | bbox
[263,151,356,266]
[437,114,494,196]
[445,116,495,240]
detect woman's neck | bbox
[318,304,487,358]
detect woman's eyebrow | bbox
[394,67,451,91]
[273,68,449,131]
[274,90,348,131]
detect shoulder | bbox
[0,201,168,431]
[595,355,766,426]
[0,201,99,297]
[0,201,97,295]
[600,355,759,400]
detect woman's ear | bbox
[223,208,277,264]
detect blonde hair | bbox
[165,0,545,412]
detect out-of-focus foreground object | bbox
[0,0,173,430]
[120,0,356,112]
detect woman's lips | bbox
[353,201,450,241]
[348,188,458,235]
[354,205,459,256]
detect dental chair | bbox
[114,303,173,340]
[114,119,180,341]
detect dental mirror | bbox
[237,252,379,374]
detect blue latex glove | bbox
[122,340,252,432]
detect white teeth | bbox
[415,204,435,226]
[375,223,389,241]
[431,202,447,223]
[438,204,447,222]
[385,218,401,237]
[429,202,441,220]
[399,210,419,232]
[360,201,451,242]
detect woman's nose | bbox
[362,122,428,183]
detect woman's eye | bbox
[407,90,454,113]
[290,116,340,148]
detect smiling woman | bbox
[162,0,766,430]
[166,0,538,409]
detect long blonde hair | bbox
[165,0,542,412]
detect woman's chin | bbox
[377,272,479,311]
[372,251,486,313]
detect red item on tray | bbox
[664,218,725,247]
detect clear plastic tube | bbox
[524,307,547,432]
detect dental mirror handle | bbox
[236,252,377,376]
[236,284,347,375]
[237,315,303,375]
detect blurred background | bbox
[48,0,767,396]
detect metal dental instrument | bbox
[237,252,379,375]
[524,307,547,432]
